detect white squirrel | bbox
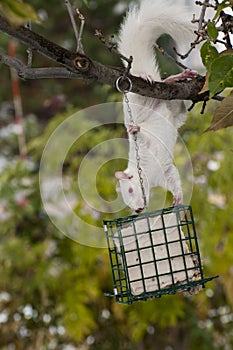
[115,0,196,213]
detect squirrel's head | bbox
[115,171,149,213]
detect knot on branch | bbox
[74,54,91,72]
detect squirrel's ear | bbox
[115,171,128,180]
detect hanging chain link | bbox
[116,76,147,209]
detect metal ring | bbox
[115,76,132,93]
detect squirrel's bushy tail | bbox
[118,0,195,81]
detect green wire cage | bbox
[104,205,218,304]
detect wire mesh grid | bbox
[104,205,218,304]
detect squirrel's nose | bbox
[135,208,144,214]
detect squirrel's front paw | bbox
[128,124,140,134]
[172,193,183,206]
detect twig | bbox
[174,36,206,59]
[174,34,205,60]
[95,30,116,51]
[188,93,223,113]
[65,0,80,50]
[220,11,233,49]
[25,20,33,67]
[215,38,228,47]
[195,1,215,10]
[95,29,132,66]
[212,95,224,101]
[197,0,211,31]
[95,29,134,75]
[188,101,196,112]
[76,8,85,53]
[154,42,188,70]
[64,0,85,54]
[8,41,27,160]
[201,100,207,114]
[175,0,210,60]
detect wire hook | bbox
[115,75,132,93]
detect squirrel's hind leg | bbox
[164,164,183,206]
[164,70,198,83]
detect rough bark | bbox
[0,14,207,102]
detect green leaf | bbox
[214,1,232,19]
[207,22,218,43]
[200,40,219,71]
[208,55,233,96]
[206,91,233,131]
[0,0,39,26]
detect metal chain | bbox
[116,76,147,209]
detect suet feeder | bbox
[104,205,217,304]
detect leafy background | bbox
[0,1,233,349]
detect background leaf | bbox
[0,0,39,26]
[207,22,218,42]
[198,73,209,94]
[200,40,219,71]
[206,91,233,131]
[208,55,233,96]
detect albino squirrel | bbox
[115,0,196,213]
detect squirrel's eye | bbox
[129,187,133,194]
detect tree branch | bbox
[0,53,88,79]
[0,14,206,102]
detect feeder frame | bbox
[104,205,218,304]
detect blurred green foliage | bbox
[0,1,233,350]
[0,0,39,26]
[0,0,127,113]
[0,98,233,350]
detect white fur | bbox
[115,0,195,212]
[118,0,194,80]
